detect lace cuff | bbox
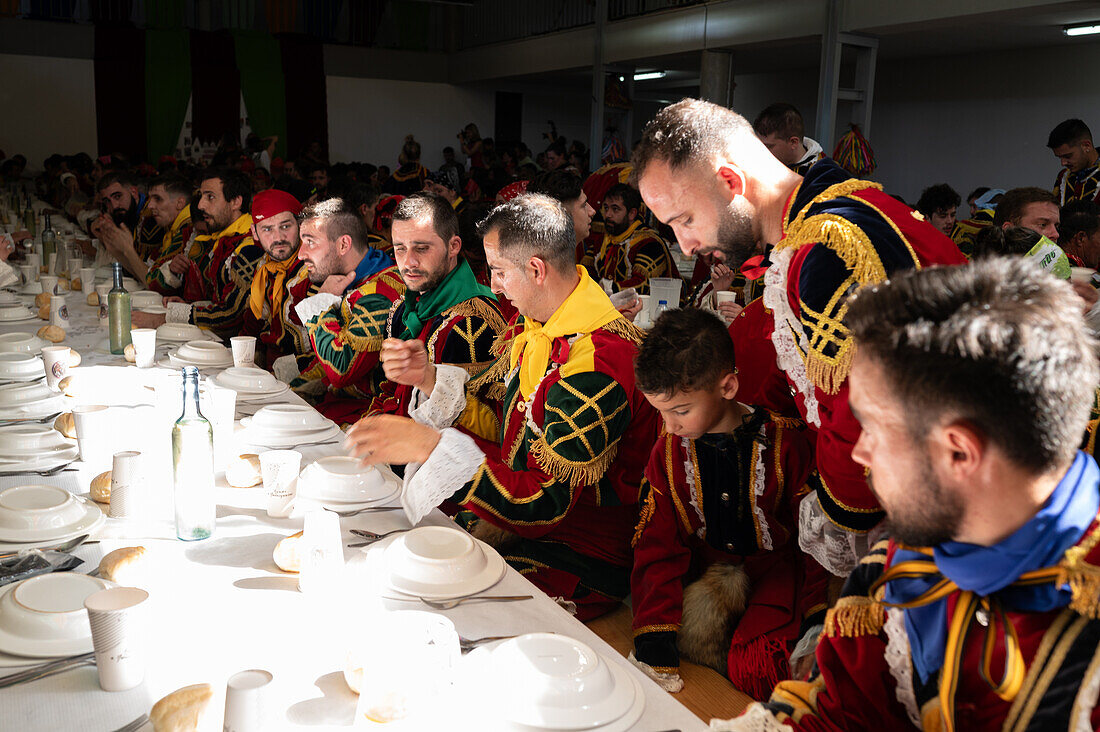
[409,364,470,430]
[166,301,193,324]
[709,704,788,731]
[627,652,683,693]
[400,427,483,525]
[797,493,882,577]
[295,293,341,325]
[0,261,17,290]
[158,261,183,289]
[788,623,823,674]
[273,354,301,384]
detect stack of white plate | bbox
[0,573,114,662]
[238,404,342,448]
[0,383,65,419]
[0,333,46,355]
[0,353,44,383]
[19,281,41,296]
[166,340,233,370]
[157,323,205,344]
[130,290,161,308]
[0,291,20,305]
[212,366,289,402]
[375,526,506,601]
[0,425,78,471]
[461,634,645,732]
[297,456,397,508]
[0,305,36,324]
[0,485,103,551]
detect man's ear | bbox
[528,255,550,285]
[339,234,355,256]
[934,419,985,483]
[448,234,463,259]
[250,224,259,241]
[716,164,746,199]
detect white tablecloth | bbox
[0,286,706,731]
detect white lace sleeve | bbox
[788,623,823,672]
[158,261,183,289]
[294,293,341,325]
[0,261,17,290]
[797,493,882,577]
[166,301,194,324]
[709,704,788,731]
[883,608,921,727]
[408,364,470,430]
[400,427,483,525]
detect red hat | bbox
[497,180,529,202]
[251,189,302,222]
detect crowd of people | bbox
[4,98,1100,730]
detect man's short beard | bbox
[267,240,297,262]
[873,456,963,547]
[715,198,758,269]
[604,218,628,237]
[405,261,451,293]
[306,250,341,284]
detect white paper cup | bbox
[224,669,275,732]
[17,264,34,285]
[129,328,156,369]
[40,275,57,296]
[201,384,237,470]
[26,253,40,276]
[261,450,301,519]
[80,267,96,296]
[40,346,70,391]
[715,290,737,306]
[49,295,69,328]
[73,404,112,467]
[84,586,149,692]
[95,283,111,328]
[299,509,343,595]
[109,451,143,519]
[230,336,257,368]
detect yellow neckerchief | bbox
[509,266,621,401]
[870,553,1067,732]
[596,219,643,274]
[162,205,190,250]
[451,196,464,210]
[249,253,297,320]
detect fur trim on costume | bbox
[678,563,750,674]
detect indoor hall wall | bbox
[326,76,495,169]
[0,53,98,171]
[519,89,591,155]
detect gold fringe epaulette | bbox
[444,296,508,333]
[783,213,887,285]
[632,485,658,548]
[1057,522,1100,619]
[804,342,854,396]
[529,433,619,489]
[824,594,885,638]
[599,316,645,345]
[766,411,806,430]
[467,354,510,398]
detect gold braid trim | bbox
[782,178,883,237]
[1087,418,1099,457]
[632,485,658,548]
[804,337,855,396]
[1056,518,1100,619]
[443,297,507,334]
[634,623,680,636]
[599,316,645,345]
[824,593,885,638]
[528,432,620,489]
[766,411,805,430]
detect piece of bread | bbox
[273,530,304,573]
[226,454,262,488]
[98,546,148,587]
[85,291,98,306]
[37,303,49,320]
[58,277,69,290]
[123,343,136,362]
[53,412,76,439]
[58,375,76,397]
[71,277,82,291]
[90,470,111,503]
[36,325,64,342]
[34,292,51,308]
[68,350,81,368]
[150,683,216,732]
[39,265,47,274]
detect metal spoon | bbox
[420,595,533,610]
[0,533,89,560]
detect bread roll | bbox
[37,303,49,320]
[123,343,136,362]
[58,277,69,290]
[90,470,111,503]
[151,683,216,732]
[39,265,47,274]
[273,530,303,573]
[36,325,64,342]
[53,412,76,439]
[225,454,262,488]
[68,350,81,368]
[34,292,51,308]
[58,375,76,397]
[98,546,148,587]
[71,277,82,291]
[85,291,98,306]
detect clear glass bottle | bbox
[107,262,131,355]
[41,212,55,268]
[172,367,215,541]
[22,196,34,238]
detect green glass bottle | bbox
[107,262,131,355]
[172,367,215,541]
[22,196,34,238]
[41,212,55,269]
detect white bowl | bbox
[0,333,46,354]
[0,573,113,656]
[20,281,42,295]
[251,404,327,431]
[386,526,488,587]
[130,290,161,308]
[122,278,140,292]
[176,341,231,364]
[0,291,19,305]
[0,352,44,377]
[0,381,51,406]
[0,484,88,533]
[0,306,33,322]
[137,305,167,315]
[215,366,279,392]
[156,323,203,343]
[300,457,388,503]
[490,634,634,729]
[0,425,66,453]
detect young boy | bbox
[630,308,827,699]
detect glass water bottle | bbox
[107,262,131,355]
[22,196,34,237]
[172,367,215,541]
[41,212,55,267]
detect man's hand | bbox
[131,310,167,329]
[710,262,735,292]
[1071,279,1099,313]
[319,271,356,296]
[344,415,441,465]
[717,301,743,324]
[168,253,191,276]
[616,297,642,322]
[380,338,435,394]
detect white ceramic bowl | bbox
[250,404,328,431]
[20,281,42,295]
[0,352,44,377]
[0,333,46,354]
[129,290,161,308]
[0,573,113,656]
[0,306,33,322]
[300,457,388,503]
[490,634,633,729]
[0,425,66,453]
[176,341,231,364]
[215,366,279,392]
[386,526,488,587]
[137,305,167,315]
[0,484,89,534]
[0,381,52,407]
[157,323,205,342]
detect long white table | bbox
[0,282,707,731]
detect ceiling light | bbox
[633,71,667,81]
[1064,23,1100,36]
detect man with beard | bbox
[717,258,1100,732]
[593,183,677,294]
[133,168,262,340]
[365,191,505,418]
[274,197,405,425]
[91,171,164,271]
[633,99,966,577]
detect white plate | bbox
[375,532,507,601]
[0,488,103,543]
[0,394,66,418]
[0,381,52,407]
[0,574,113,657]
[232,383,290,403]
[19,282,42,295]
[156,323,212,343]
[298,483,400,512]
[238,423,343,449]
[0,512,105,553]
[0,353,44,379]
[0,443,78,473]
[137,305,167,315]
[0,333,46,354]
[0,292,19,305]
[129,290,161,308]
[166,351,233,370]
[297,460,398,505]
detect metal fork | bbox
[111,713,150,732]
[0,411,63,426]
[0,653,95,689]
[458,635,518,653]
[347,528,409,547]
[420,595,533,610]
[323,505,402,518]
[0,461,75,477]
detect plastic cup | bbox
[80,267,96,296]
[72,404,112,469]
[224,669,275,732]
[298,509,343,595]
[40,346,70,391]
[130,328,156,369]
[84,586,149,692]
[49,294,69,328]
[261,450,301,519]
[230,336,256,368]
[95,283,111,328]
[108,451,143,519]
[40,274,57,296]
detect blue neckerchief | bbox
[885,451,1100,683]
[349,247,393,293]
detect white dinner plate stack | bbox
[0,353,44,383]
[0,333,47,355]
[238,404,342,448]
[129,290,161,309]
[0,573,115,665]
[0,425,78,472]
[296,456,398,509]
[0,485,103,553]
[0,304,37,324]
[166,340,234,370]
[373,525,507,601]
[212,366,289,402]
[0,291,20,305]
[0,382,66,419]
[156,323,210,344]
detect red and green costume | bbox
[593,219,679,295]
[144,205,194,295]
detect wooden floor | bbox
[585,604,754,724]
